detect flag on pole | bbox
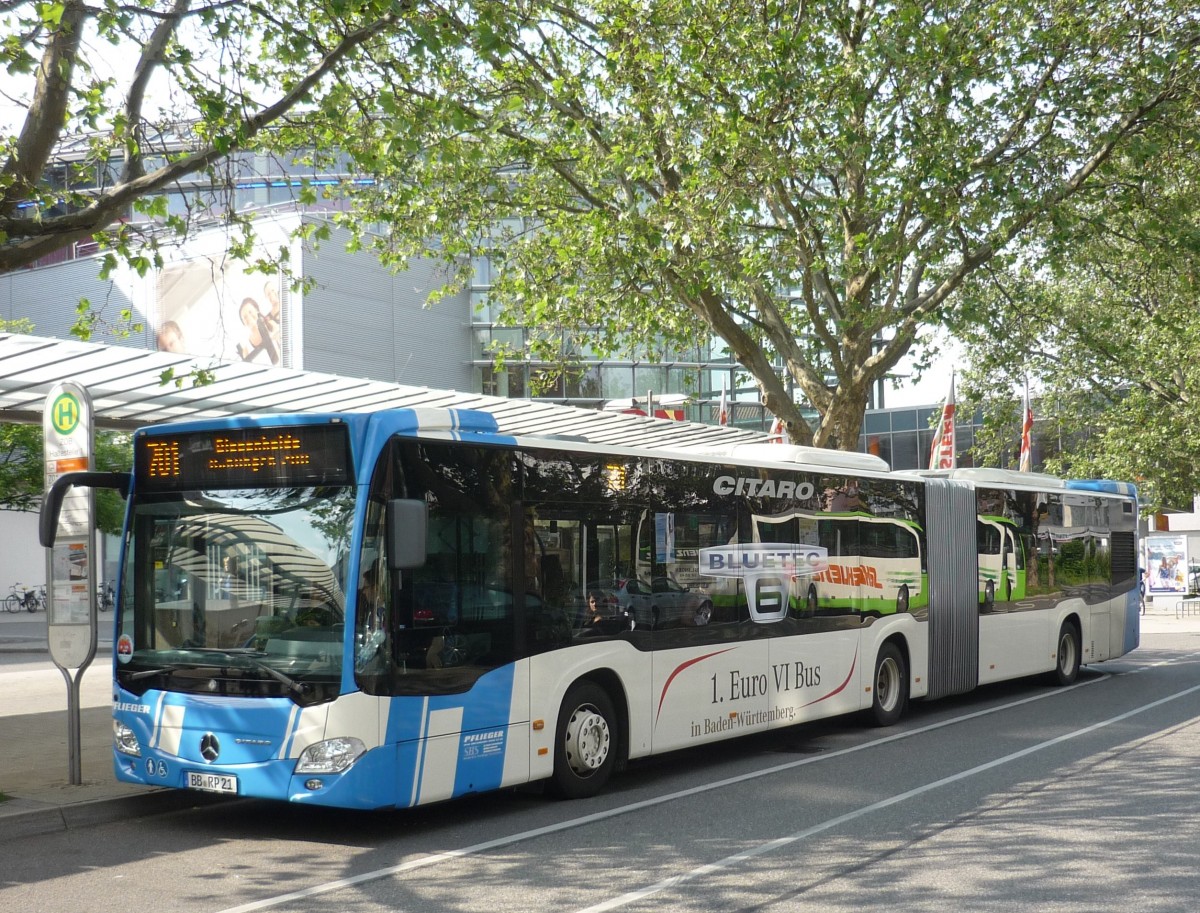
[768,416,789,444]
[1018,380,1034,472]
[928,374,957,470]
[717,381,729,426]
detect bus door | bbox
[648,505,768,753]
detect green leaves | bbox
[956,132,1200,511]
[331,1,1198,446]
[37,2,66,28]
[0,421,131,531]
[6,0,1199,464]
[1,0,414,275]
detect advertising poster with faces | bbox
[155,255,286,367]
[1146,535,1189,595]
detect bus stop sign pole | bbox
[43,381,98,786]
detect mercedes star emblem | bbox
[200,733,221,762]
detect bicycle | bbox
[98,582,115,612]
[5,583,41,613]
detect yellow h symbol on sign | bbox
[52,392,80,435]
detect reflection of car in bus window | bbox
[589,576,711,629]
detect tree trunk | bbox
[815,379,872,452]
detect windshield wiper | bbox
[126,664,203,681]
[184,648,307,696]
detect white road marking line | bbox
[572,682,1200,913]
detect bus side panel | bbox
[873,616,931,702]
[1087,601,1112,663]
[524,642,651,783]
[1119,587,1140,655]
[978,608,1060,685]
[383,663,525,808]
[848,617,929,709]
[767,627,871,725]
[652,638,770,752]
[1084,585,1137,664]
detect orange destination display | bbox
[134,422,352,490]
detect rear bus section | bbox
[919,472,1139,694]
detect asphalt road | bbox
[2,632,1198,913]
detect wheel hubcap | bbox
[565,704,610,776]
[877,658,899,712]
[1059,633,1075,672]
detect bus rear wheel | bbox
[1050,621,1081,686]
[870,643,908,727]
[549,681,617,799]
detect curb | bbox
[0,790,234,842]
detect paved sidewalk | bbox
[2,604,1198,841]
[0,633,221,840]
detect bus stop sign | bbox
[43,381,97,670]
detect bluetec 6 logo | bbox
[699,543,829,622]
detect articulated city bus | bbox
[41,408,1141,809]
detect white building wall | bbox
[1,217,479,417]
[2,214,474,393]
[300,224,474,391]
[0,509,45,592]
[1,255,155,350]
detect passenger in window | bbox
[296,606,333,627]
[584,590,607,626]
[358,565,386,628]
[355,565,389,673]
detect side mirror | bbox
[387,499,428,570]
[40,471,131,548]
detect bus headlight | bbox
[295,737,366,774]
[113,720,141,757]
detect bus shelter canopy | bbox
[0,333,769,453]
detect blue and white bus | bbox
[41,407,1141,809]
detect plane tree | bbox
[0,0,415,278]
[954,138,1200,513]
[323,0,1200,448]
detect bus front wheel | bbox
[549,681,617,799]
[870,643,908,727]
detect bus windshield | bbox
[115,485,356,704]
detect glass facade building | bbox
[861,405,985,472]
